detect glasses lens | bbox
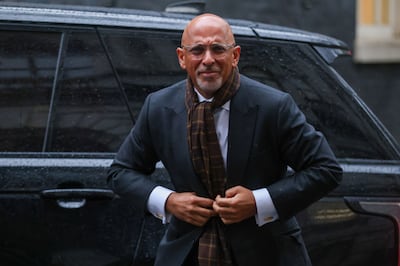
[184,43,234,58]
[211,44,228,54]
[188,45,206,56]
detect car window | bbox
[0,30,59,152]
[99,28,185,116]
[0,26,394,160]
[0,28,134,153]
[238,39,393,160]
[44,31,133,152]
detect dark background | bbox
[4,0,400,144]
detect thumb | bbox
[224,186,241,198]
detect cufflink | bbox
[155,213,164,220]
[264,216,274,222]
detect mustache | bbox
[197,66,221,72]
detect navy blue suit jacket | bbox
[108,75,342,266]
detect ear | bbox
[231,45,241,67]
[176,47,186,70]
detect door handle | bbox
[41,188,115,209]
[41,188,115,199]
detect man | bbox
[108,13,342,266]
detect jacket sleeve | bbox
[267,93,343,220]
[107,94,160,214]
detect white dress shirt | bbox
[146,90,279,226]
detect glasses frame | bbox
[181,43,236,59]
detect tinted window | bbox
[0,26,393,159]
[44,31,132,152]
[100,28,185,114]
[238,39,392,160]
[0,28,135,153]
[0,30,59,152]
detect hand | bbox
[213,186,257,224]
[165,192,217,227]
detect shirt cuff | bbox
[147,186,174,224]
[252,188,279,226]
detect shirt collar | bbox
[194,88,230,111]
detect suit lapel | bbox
[227,83,258,187]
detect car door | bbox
[0,23,171,266]
[237,37,400,266]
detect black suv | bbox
[1,2,399,266]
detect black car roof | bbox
[0,2,348,49]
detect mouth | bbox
[198,70,220,79]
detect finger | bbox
[190,197,217,216]
[214,195,232,208]
[224,186,242,198]
[180,208,213,227]
[192,207,218,225]
[196,205,217,218]
[213,201,235,219]
[196,196,215,209]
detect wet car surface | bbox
[0,2,400,266]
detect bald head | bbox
[181,14,235,46]
[176,13,240,98]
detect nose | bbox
[201,49,215,65]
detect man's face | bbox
[177,15,240,99]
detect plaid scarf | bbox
[185,68,240,266]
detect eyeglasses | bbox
[181,43,236,59]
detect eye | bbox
[211,44,227,54]
[189,45,205,55]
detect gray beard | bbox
[196,76,223,96]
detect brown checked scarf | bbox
[185,67,240,266]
